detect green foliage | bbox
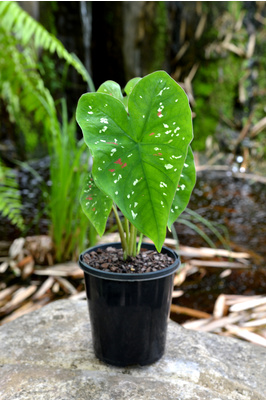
[80,174,112,237]
[193,55,242,150]
[49,100,97,262]
[179,208,230,250]
[151,1,168,71]
[0,162,24,230]
[0,1,96,260]
[192,2,266,153]
[0,1,94,90]
[0,1,94,158]
[77,71,196,256]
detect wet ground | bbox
[176,169,266,258]
[172,169,266,322]
[0,157,50,241]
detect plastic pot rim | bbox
[79,242,180,282]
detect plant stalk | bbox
[124,217,130,248]
[112,204,128,259]
[137,233,143,254]
[129,223,137,257]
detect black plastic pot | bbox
[79,242,180,367]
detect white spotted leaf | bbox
[124,77,142,96]
[97,80,124,103]
[168,146,196,227]
[80,174,112,236]
[123,77,141,110]
[77,71,194,251]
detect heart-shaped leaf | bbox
[123,77,141,110]
[80,174,112,236]
[77,71,194,251]
[97,80,124,103]
[124,77,142,96]
[168,146,196,227]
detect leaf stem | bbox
[112,204,128,258]
[137,233,143,254]
[124,217,130,248]
[129,224,137,256]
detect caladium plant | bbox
[76,71,196,259]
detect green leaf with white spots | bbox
[80,174,112,236]
[97,81,124,103]
[77,71,195,252]
[123,77,142,110]
[168,146,196,227]
[124,77,142,96]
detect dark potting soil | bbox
[82,246,174,273]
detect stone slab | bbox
[0,300,265,400]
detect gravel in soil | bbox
[82,246,174,273]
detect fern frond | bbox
[0,1,94,91]
[0,29,60,154]
[0,162,24,230]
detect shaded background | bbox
[0,0,265,253]
[0,1,266,333]
[15,1,266,153]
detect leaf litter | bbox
[0,233,265,349]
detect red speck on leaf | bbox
[106,142,118,145]
[114,158,127,168]
[86,197,93,200]
[109,169,115,172]
[149,132,155,136]
[93,207,96,211]
[114,158,123,165]
[157,111,162,117]
[114,158,122,165]
[158,153,162,155]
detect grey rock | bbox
[0,300,265,400]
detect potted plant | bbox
[76,70,196,366]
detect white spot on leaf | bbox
[165,164,173,170]
[131,210,138,220]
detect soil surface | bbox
[82,246,174,273]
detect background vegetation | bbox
[0,1,265,262]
